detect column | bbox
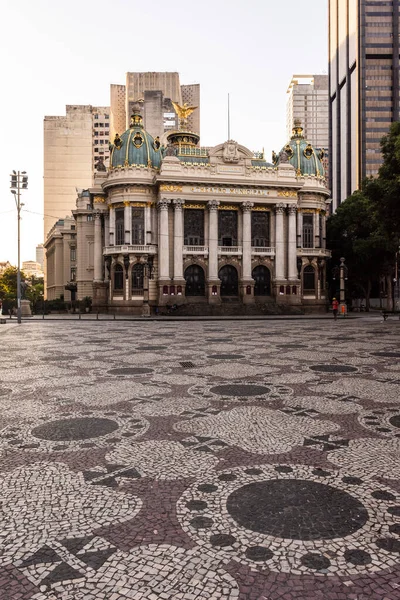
[93,212,103,282]
[173,199,185,280]
[275,203,286,280]
[104,212,110,247]
[145,204,151,244]
[297,209,302,247]
[321,212,326,248]
[288,205,298,280]
[313,211,318,249]
[241,202,253,279]
[109,207,115,246]
[124,202,131,245]
[157,199,170,279]
[208,200,220,279]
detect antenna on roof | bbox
[228,93,231,140]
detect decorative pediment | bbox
[208,140,254,164]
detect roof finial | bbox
[130,102,143,128]
[292,119,304,139]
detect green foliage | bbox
[367,121,400,238]
[327,123,400,308]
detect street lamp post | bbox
[142,256,154,317]
[10,170,28,324]
[332,257,348,316]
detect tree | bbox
[0,266,28,302]
[327,191,394,310]
[368,121,400,238]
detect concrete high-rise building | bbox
[329,0,400,210]
[43,105,110,239]
[286,75,329,149]
[110,72,200,140]
[36,244,44,270]
[110,84,126,141]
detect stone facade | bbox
[45,124,330,314]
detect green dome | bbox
[275,120,325,177]
[109,109,162,170]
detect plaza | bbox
[0,316,400,599]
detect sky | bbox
[0,0,328,265]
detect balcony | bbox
[251,247,275,256]
[297,248,332,257]
[218,246,242,256]
[183,245,209,255]
[103,245,157,255]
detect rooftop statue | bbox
[171,101,198,129]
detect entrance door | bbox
[252,265,271,296]
[185,265,206,296]
[219,265,239,296]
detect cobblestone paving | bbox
[1,318,400,599]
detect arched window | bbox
[132,264,144,295]
[114,264,124,292]
[185,265,205,296]
[303,265,316,293]
[252,265,271,296]
[219,265,239,296]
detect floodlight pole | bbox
[10,170,28,324]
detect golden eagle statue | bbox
[171,101,198,129]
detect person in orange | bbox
[332,297,339,320]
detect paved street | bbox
[0,318,400,599]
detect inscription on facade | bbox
[190,186,270,196]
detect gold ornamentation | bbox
[184,203,206,209]
[277,190,298,198]
[303,143,314,160]
[133,132,143,148]
[190,186,270,197]
[252,205,270,211]
[159,184,183,192]
[113,134,123,150]
[284,144,294,159]
[123,201,131,207]
[218,204,238,210]
[94,196,106,203]
[171,101,198,129]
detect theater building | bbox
[44,108,331,314]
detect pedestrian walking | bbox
[332,297,339,320]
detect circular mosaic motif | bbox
[0,411,149,452]
[389,415,400,429]
[177,464,400,576]
[210,384,270,397]
[359,408,400,438]
[207,354,245,360]
[32,417,119,441]
[108,367,153,376]
[310,365,358,373]
[372,352,400,358]
[227,480,368,540]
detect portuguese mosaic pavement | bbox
[0,318,400,599]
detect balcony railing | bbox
[297,248,332,257]
[103,245,157,255]
[218,246,242,255]
[251,247,275,256]
[183,245,208,254]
